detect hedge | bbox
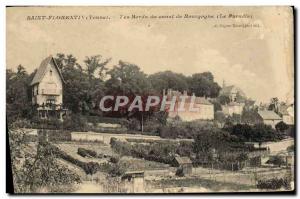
[257,177,290,190]
[77,148,97,158]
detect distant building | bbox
[278,104,294,125]
[164,89,214,121]
[257,110,282,128]
[219,81,246,103]
[30,56,67,120]
[221,102,244,116]
[121,171,145,193]
[174,156,193,175]
[219,82,246,116]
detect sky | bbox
[6,6,294,103]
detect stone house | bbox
[165,89,214,121]
[221,102,244,116]
[257,110,282,128]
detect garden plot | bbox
[119,156,170,171]
[54,141,117,164]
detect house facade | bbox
[165,89,214,121]
[257,110,282,128]
[30,56,67,120]
[219,82,246,103]
[221,102,244,116]
[219,82,246,116]
[278,104,294,125]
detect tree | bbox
[241,108,260,124]
[214,111,226,127]
[54,53,108,114]
[106,61,151,95]
[8,129,81,193]
[211,100,222,112]
[267,156,285,167]
[188,72,221,98]
[268,97,279,113]
[218,95,231,105]
[148,71,188,94]
[225,123,284,142]
[193,128,233,161]
[275,121,289,133]
[84,55,111,81]
[287,145,294,152]
[6,66,34,122]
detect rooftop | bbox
[175,156,192,164]
[30,55,64,86]
[258,110,282,120]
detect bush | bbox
[77,148,97,158]
[63,114,88,131]
[224,123,284,142]
[175,167,184,177]
[266,156,286,167]
[287,145,294,152]
[108,164,125,177]
[111,139,177,165]
[275,121,289,133]
[257,177,290,190]
[49,144,101,175]
[109,156,120,164]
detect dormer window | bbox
[50,69,53,76]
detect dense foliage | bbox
[7,53,222,124]
[8,129,81,193]
[223,123,284,142]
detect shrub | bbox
[109,156,120,164]
[257,177,290,190]
[108,164,125,177]
[266,156,286,167]
[49,144,101,175]
[63,114,88,131]
[175,167,184,177]
[275,121,289,133]
[77,148,97,158]
[287,145,294,152]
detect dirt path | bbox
[74,181,102,193]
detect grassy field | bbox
[147,177,255,192]
[119,156,170,171]
[54,141,171,172]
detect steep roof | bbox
[30,56,64,86]
[258,110,282,120]
[175,156,192,164]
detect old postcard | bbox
[6,6,294,194]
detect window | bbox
[46,98,56,105]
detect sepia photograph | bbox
[6,6,295,194]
